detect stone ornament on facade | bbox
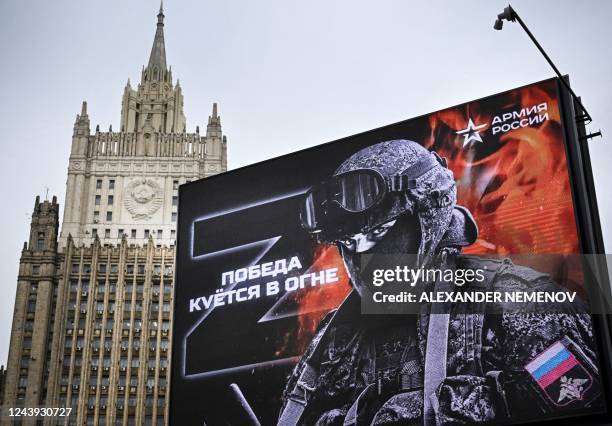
[124,178,163,220]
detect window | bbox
[172,180,179,190]
[108,195,114,205]
[27,301,36,313]
[171,212,177,222]
[93,211,100,222]
[36,232,45,250]
[92,228,98,237]
[144,229,150,238]
[118,229,124,238]
[171,230,176,239]
[131,229,137,238]
[98,264,107,274]
[96,179,102,189]
[109,179,115,190]
[95,195,101,205]
[172,195,178,206]
[157,229,163,238]
[105,229,111,239]
[106,211,112,221]
[32,265,40,275]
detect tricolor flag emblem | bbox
[525,340,592,406]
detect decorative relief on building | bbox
[124,178,163,220]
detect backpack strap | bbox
[423,255,454,426]
[278,291,358,426]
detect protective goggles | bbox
[300,153,440,236]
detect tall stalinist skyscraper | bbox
[2,4,227,425]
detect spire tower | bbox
[147,0,167,75]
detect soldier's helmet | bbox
[300,139,477,266]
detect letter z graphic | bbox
[183,190,307,378]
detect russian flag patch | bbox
[525,340,593,406]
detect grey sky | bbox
[0,0,610,365]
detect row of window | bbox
[86,395,166,407]
[62,354,169,368]
[63,375,168,388]
[95,194,114,206]
[67,318,171,333]
[67,318,170,330]
[91,226,177,239]
[96,179,115,190]
[71,264,174,276]
[96,178,182,191]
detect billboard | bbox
[172,78,611,425]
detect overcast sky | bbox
[0,0,610,364]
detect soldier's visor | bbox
[300,154,441,234]
[300,169,387,232]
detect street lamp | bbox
[494,4,601,140]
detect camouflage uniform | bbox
[282,140,602,425]
[280,256,602,425]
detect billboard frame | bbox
[170,76,612,425]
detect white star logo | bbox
[456,118,487,147]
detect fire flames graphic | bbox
[285,80,581,356]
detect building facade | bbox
[2,5,227,425]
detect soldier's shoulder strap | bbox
[456,255,509,289]
[278,291,357,426]
[455,255,507,378]
[457,255,549,289]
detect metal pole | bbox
[505,5,593,124]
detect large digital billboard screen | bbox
[172,78,610,425]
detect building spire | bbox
[147,1,167,74]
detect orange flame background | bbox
[284,80,581,356]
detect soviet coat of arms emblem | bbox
[124,178,163,220]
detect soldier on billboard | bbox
[279,140,602,425]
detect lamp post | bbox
[494,5,601,140]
